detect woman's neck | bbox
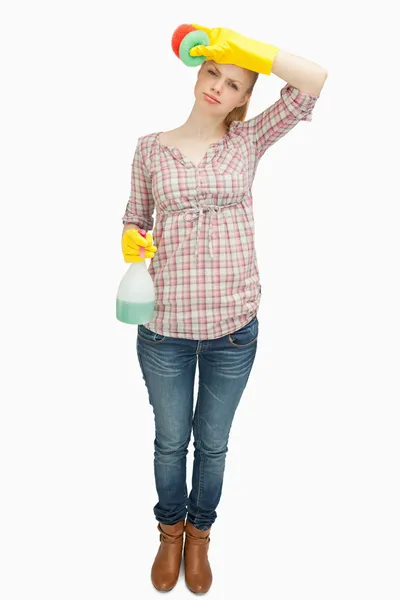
[179,109,227,141]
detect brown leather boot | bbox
[184,521,213,594]
[151,520,185,591]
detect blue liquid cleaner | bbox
[116,299,155,325]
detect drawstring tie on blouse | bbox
[183,204,221,260]
[160,197,246,262]
[181,197,246,261]
[183,197,247,260]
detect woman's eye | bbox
[207,69,238,90]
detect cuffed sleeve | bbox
[122,136,155,231]
[240,83,319,160]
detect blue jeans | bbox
[136,315,259,530]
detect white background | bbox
[1,1,399,598]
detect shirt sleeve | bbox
[241,83,320,160]
[122,136,155,230]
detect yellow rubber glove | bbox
[189,24,280,76]
[121,229,158,263]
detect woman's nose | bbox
[211,83,222,94]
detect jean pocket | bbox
[228,316,258,348]
[137,324,166,344]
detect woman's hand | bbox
[189,24,279,76]
[121,229,158,263]
[189,25,238,64]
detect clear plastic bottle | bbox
[116,229,155,324]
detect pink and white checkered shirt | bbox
[122,83,319,339]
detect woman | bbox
[121,26,327,594]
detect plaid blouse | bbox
[122,83,319,340]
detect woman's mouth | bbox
[204,93,220,104]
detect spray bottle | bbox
[116,229,155,324]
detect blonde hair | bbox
[224,71,259,130]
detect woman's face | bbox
[194,60,254,114]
